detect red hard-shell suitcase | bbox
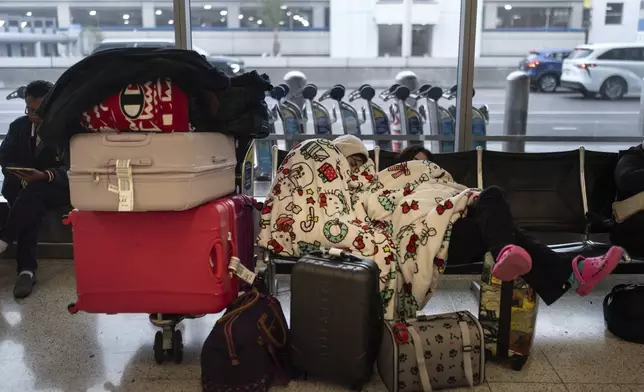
[66,199,237,315]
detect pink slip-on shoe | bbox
[573,246,624,296]
[492,245,533,282]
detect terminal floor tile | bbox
[1,260,644,392]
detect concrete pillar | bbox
[142,2,156,28]
[401,0,413,57]
[313,5,325,28]
[35,41,42,57]
[57,4,71,28]
[228,3,240,28]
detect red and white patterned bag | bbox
[80,78,191,133]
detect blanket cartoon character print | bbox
[257,139,479,320]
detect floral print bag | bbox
[377,311,485,391]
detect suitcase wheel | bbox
[67,303,79,314]
[172,330,184,364]
[153,331,165,364]
[511,355,527,371]
[153,328,184,365]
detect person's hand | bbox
[10,169,48,183]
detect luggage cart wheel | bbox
[153,331,165,364]
[511,355,527,371]
[484,349,493,363]
[172,330,184,364]
[67,303,79,314]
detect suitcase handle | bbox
[101,158,153,168]
[102,133,152,147]
[210,241,225,281]
[310,248,362,262]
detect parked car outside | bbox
[561,42,644,100]
[91,39,245,76]
[518,48,572,93]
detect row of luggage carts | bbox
[256,82,490,178]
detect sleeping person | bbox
[395,145,624,308]
[257,137,623,321]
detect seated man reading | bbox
[258,137,623,320]
[0,80,70,298]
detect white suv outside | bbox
[560,42,644,100]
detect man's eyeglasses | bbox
[25,107,36,115]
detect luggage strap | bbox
[458,320,475,387]
[408,326,432,392]
[106,159,134,212]
[408,320,475,392]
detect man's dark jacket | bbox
[0,116,68,202]
[611,144,644,257]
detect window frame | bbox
[377,24,403,57]
[495,6,572,29]
[604,2,624,25]
[69,7,144,28]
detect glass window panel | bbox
[238,5,312,29]
[324,7,330,28]
[239,7,261,28]
[191,6,227,28]
[411,24,432,57]
[378,24,402,57]
[70,7,143,28]
[496,7,548,28]
[605,3,624,25]
[154,7,174,27]
[496,6,571,29]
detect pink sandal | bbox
[492,245,533,282]
[573,246,624,296]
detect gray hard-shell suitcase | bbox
[289,248,383,390]
[69,132,237,211]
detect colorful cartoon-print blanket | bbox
[257,139,479,320]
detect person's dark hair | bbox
[397,145,434,163]
[24,80,53,99]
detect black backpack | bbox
[603,284,644,344]
[201,291,291,391]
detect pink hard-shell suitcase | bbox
[66,199,238,315]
